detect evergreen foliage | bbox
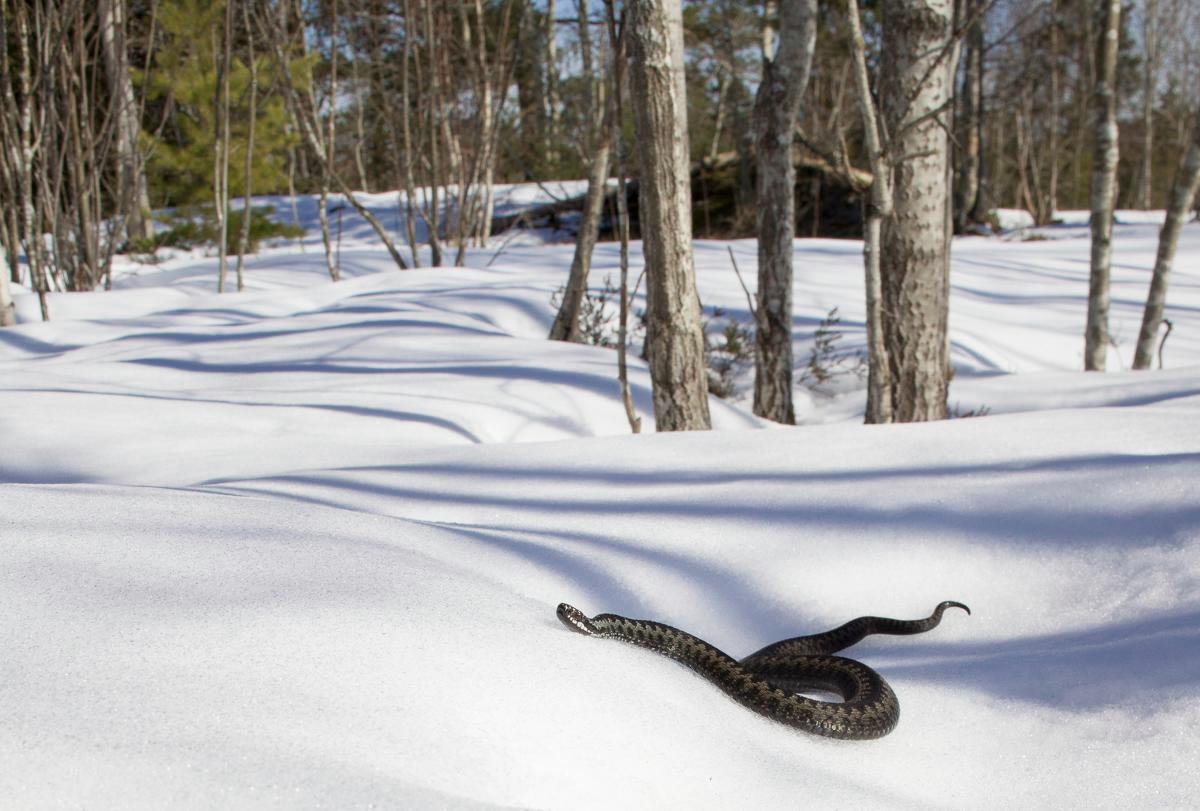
[130,205,304,256]
[138,0,295,207]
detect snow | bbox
[2,194,1200,808]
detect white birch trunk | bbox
[0,264,13,326]
[845,0,894,423]
[214,3,232,293]
[234,0,258,293]
[1085,0,1122,371]
[627,0,711,431]
[879,0,955,421]
[98,0,153,244]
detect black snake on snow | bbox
[556,600,969,740]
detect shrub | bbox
[129,205,303,257]
[797,307,865,395]
[704,307,753,399]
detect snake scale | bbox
[556,600,969,740]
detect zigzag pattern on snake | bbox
[556,600,969,740]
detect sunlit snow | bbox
[2,193,1198,808]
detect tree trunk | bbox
[1133,105,1200,370]
[550,0,613,343]
[214,1,232,293]
[1085,0,1121,371]
[549,142,611,342]
[544,0,561,169]
[400,0,420,265]
[879,0,955,421]
[1138,0,1157,210]
[605,0,640,433]
[0,265,12,326]
[235,0,259,293]
[425,0,444,266]
[627,0,711,432]
[98,0,153,244]
[845,0,893,424]
[954,1,983,232]
[1046,0,1060,219]
[14,2,48,321]
[752,0,818,425]
[261,0,408,273]
[322,0,341,280]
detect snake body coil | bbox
[556,600,969,740]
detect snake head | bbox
[557,603,600,636]
[937,600,971,617]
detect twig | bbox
[1158,318,1173,369]
[485,211,530,267]
[727,245,766,331]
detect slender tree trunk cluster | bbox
[0,0,140,322]
[263,1,407,275]
[2,0,1195,427]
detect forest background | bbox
[1,0,1199,428]
[2,0,1197,286]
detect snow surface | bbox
[2,196,1199,808]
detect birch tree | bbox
[261,2,409,273]
[878,0,956,420]
[1084,0,1121,371]
[549,1,614,343]
[851,0,956,422]
[98,0,154,244]
[0,262,12,326]
[1138,0,1158,209]
[1133,104,1200,369]
[234,0,260,293]
[627,0,711,431]
[845,0,894,423]
[215,0,233,292]
[752,0,818,424]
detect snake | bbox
[556,600,969,740]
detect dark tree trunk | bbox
[752,0,818,424]
[1133,105,1200,370]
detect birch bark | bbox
[99,0,154,243]
[627,0,711,431]
[878,0,955,420]
[1084,0,1122,371]
[1133,105,1200,369]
